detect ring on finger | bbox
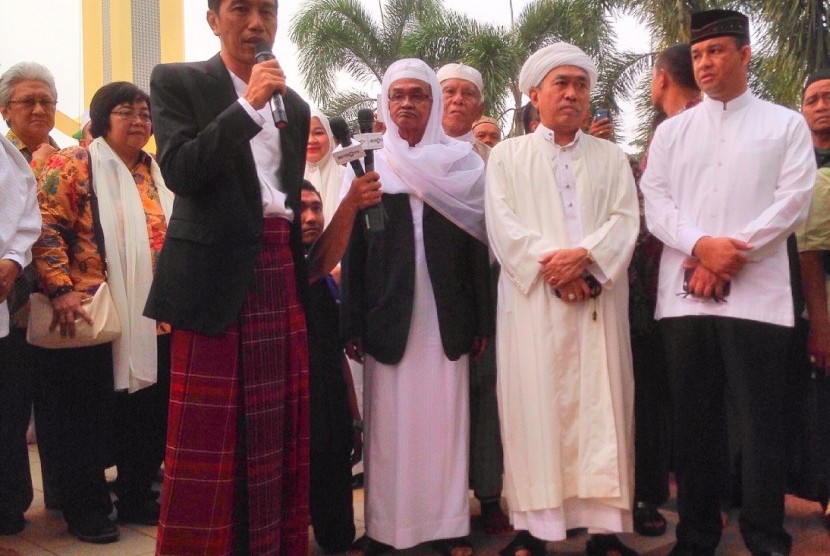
[568,292,576,301]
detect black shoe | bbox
[66,512,119,544]
[0,512,25,535]
[116,499,160,525]
[585,534,637,556]
[633,502,667,537]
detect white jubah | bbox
[485,127,638,541]
[362,196,471,549]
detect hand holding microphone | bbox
[330,116,386,233]
[252,41,288,129]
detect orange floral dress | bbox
[34,146,170,333]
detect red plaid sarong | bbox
[156,218,310,555]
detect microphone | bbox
[357,108,375,172]
[330,116,385,233]
[253,41,288,129]
[329,117,364,177]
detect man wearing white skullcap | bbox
[340,58,493,555]
[485,42,639,556]
[437,62,512,536]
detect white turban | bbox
[518,42,598,95]
[436,63,484,94]
[339,58,488,244]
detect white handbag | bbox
[27,282,121,349]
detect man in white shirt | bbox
[640,9,816,555]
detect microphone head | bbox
[329,116,352,147]
[254,41,274,63]
[357,108,375,133]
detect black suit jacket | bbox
[340,193,493,365]
[144,54,310,334]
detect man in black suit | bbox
[144,1,311,554]
[340,58,492,555]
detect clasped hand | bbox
[49,291,93,338]
[539,248,590,288]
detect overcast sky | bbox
[0,0,649,149]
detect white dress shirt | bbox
[0,135,41,337]
[229,70,293,220]
[641,91,816,327]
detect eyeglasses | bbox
[111,110,152,123]
[7,97,57,110]
[388,91,433,105]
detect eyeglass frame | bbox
[110,109,152,123]
[6,97,58,110]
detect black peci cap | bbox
[690,9,750,45]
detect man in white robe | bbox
[485,43,639,556]
[340,59,492,555]
[640,10,816,555]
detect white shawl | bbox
[89,138,174,393]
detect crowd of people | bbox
[1,1,829,556]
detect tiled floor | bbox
[1,445,828,555]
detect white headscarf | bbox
[90,138,174,393]
[304,109,344,225]
[518,42,598,95]
[365,58,487,244]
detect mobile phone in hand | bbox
[595,108,610,121]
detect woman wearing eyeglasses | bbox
[0,61,60,537]
[31,81,174,543]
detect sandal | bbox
[429,536,474,556]
[633,502,667,537]
[585,534,637,556]
[498,530,546,556]
[347,535,393,556]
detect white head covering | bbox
[361,58,487,244]
[436,63,484,94]
[305,109,344,226]
[518,42,598,95]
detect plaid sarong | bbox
[156,218,310,555]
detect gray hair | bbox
[0,62,57,107]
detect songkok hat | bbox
[436,63,484,94]
[518,42,598,95]
[472,116,499,130]
[690,9,750,45]
[804,68,830,95]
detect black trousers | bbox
[310,447,355,552]
[661,316,792,555]
[0,328,35,516]
[631,327,671,505]
[113,334,171,505]
[33,342,114,521]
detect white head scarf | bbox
[436,63,484,94]
[518,42,598,95]
[368,58,487,244]
[305,109,344,226]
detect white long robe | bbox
[363,197,470,549]
[484,130,638,540]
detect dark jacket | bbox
[144,54,310,334]
[340,193,493,365]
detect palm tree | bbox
[290,0,444,119]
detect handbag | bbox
[26,154,121,349]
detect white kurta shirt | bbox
[229,71,293,220]
[640,91,816,327]
[485,128,638,536]
[0,135,41,337]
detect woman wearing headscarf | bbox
[32,81,173,543]
[340,58,492,556]
[305,109,345,229]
